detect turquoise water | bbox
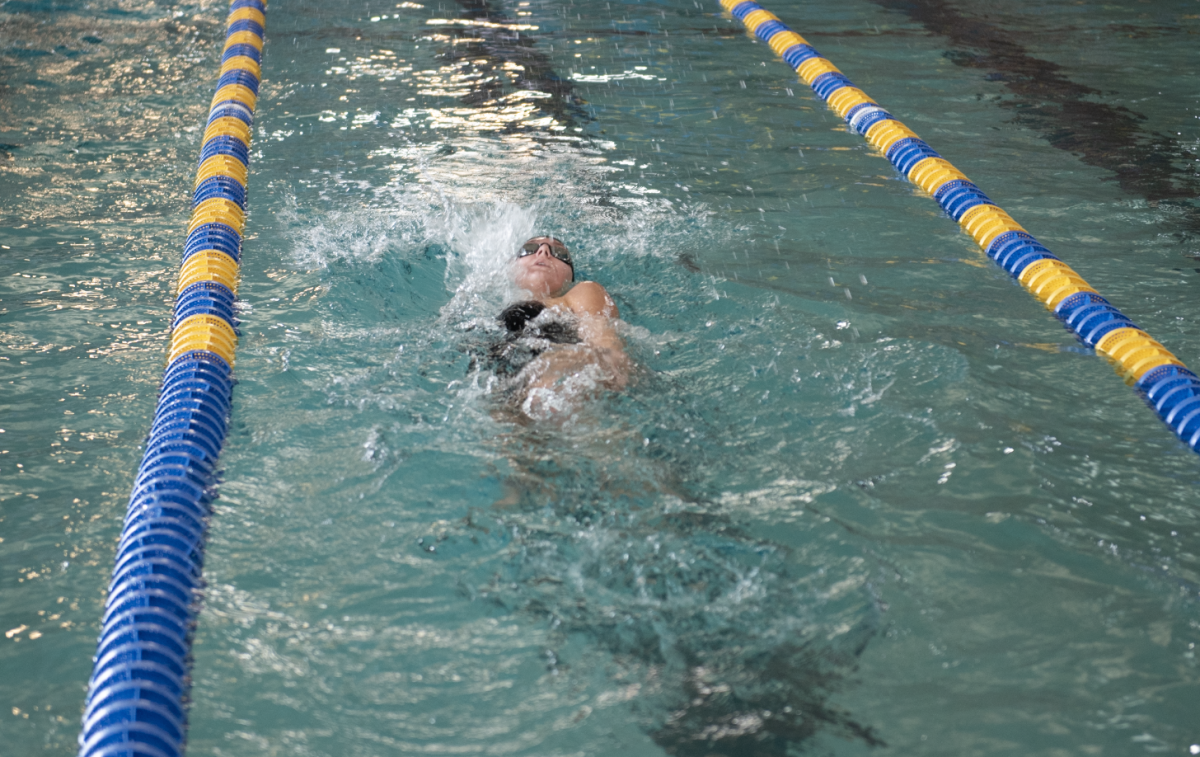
[3,0,1200,754]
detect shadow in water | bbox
[454,375,886,755]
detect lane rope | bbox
[719,0,1200,454]
[78,2,266,755]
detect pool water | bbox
[2,0,1200,754]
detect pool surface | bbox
[2,0,1199,754]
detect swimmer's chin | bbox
[510,270,571,300]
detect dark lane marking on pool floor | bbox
[866,0,1200,236]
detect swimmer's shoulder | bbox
[562,281,617,318]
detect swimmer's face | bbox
[511,237,573,297]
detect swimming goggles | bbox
[517,237,572,267]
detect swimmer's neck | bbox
[518,282,574,304]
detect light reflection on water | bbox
[2,0,1200,754]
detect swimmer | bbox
[488,236,631,418]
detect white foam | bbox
[277,193,426,270]
[432,200,539,324]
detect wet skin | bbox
[509,240,631,399]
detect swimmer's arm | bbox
[565,282,631,386]
[565,282,623,350]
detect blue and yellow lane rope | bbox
[78,2,266,755]
[719,0,1200,454]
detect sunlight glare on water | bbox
[1,0,1199,755]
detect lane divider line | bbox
[78,2,266,755]
[719,0,1200,454]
